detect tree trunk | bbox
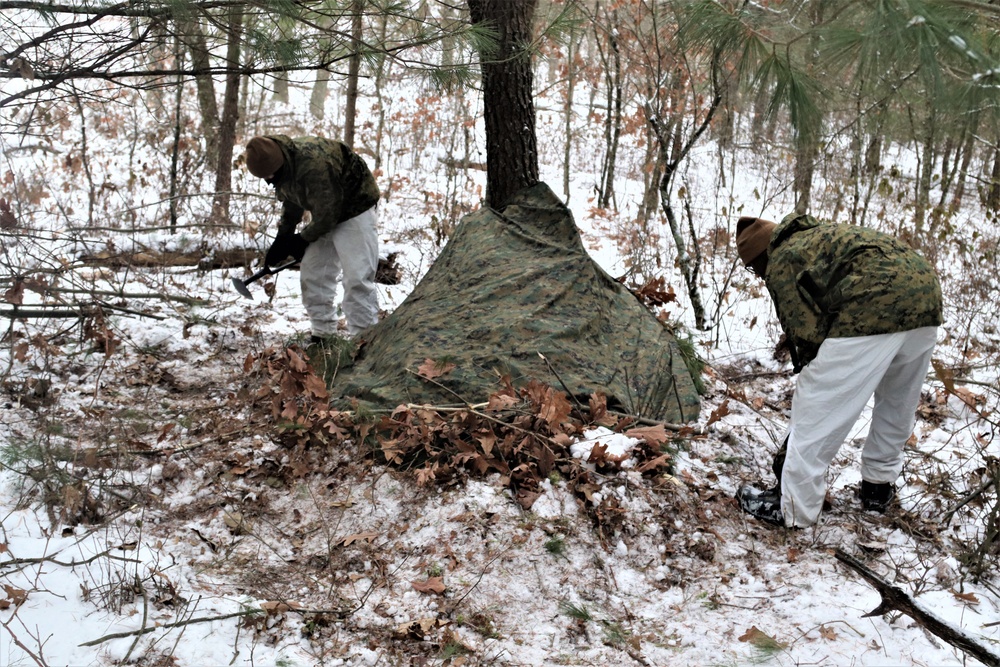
[343,0,365,148]
[467,0,540,209]
[950,111,979,213]
[177,20,220,166]
[595,8,622,210]
[311,69,331,120]
[986,141,1000,214]
[562,25,578,202]
[169,34,184,233]
[211,4,244,223]
[792,1,822,215]
[914,101,937,234]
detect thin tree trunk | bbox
[211,5,243,223]
[986,141,1000,213]
[951,110,980,213]
[563,26,577,202]
[914,101,936,234]
[343,0,365,148]
[178,21,220,165]
[311,69,331,120]
[169,34,184,233]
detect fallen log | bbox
[834,548,1000,667]
[79,248,401,284]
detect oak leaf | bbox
[705,400,731,428]
[417,358,455,380]
[339,531,378,546]
[626,424,669,446]
[411,577,446,595]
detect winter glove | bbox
[264,233,309,266]
[287,233,309,261]
[264,233,293,267]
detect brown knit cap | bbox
[735,216,777,266]
[245,137,284,178]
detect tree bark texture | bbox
[343,0,365,148]
[467,0,539,209]
[211,4,244,223]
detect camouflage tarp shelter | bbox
[327,182,701,424]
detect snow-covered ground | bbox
[1,66,999,666]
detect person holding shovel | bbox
[244,135,381,339]
[734,213,943,528]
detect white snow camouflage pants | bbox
[299,206,379,337]
[780,326,938,527]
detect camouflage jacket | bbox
[266,135,380,242]
[765,214,943,368]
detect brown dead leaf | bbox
[951,589,980,605]
[932,359,956,394]
[476,432,496,457]
[13,341,28,362]
[635,453,671,473]
[818,625,838,640]
[625,424,669,446]
[539,388,572,426]
[411,577,446,595]
[417,358,456,380]
[786,547,802,563]
[0,543,7,554]
[340,531,378,546]
[705,400,731,428]
[0,198,17,229]
[953,386,982,408]
[486,393,519,411]
[3,280,24,306]
[738,625,784,649]
[260,600,303,615]
[2,585,28,608]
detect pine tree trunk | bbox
[343,0,365,148]
[466,0,539,209]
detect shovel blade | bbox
[231,277,254,300]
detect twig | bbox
[79,609,262,647]
[834,548,1000,667]
[608,410,702,434]
[0,613,47,667]
[123,574,149,663]
[942,475,996,526]
[0,548,142,569]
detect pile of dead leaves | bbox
[247,346,694,539]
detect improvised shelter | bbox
[326,182,701,424]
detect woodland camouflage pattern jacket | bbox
[765,213,943,368]
[266,135,380,242]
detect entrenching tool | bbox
[231,260,298,299]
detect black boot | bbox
[736,484,785,527]
[860,481,896,512]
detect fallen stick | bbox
[834,548,1000,667]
